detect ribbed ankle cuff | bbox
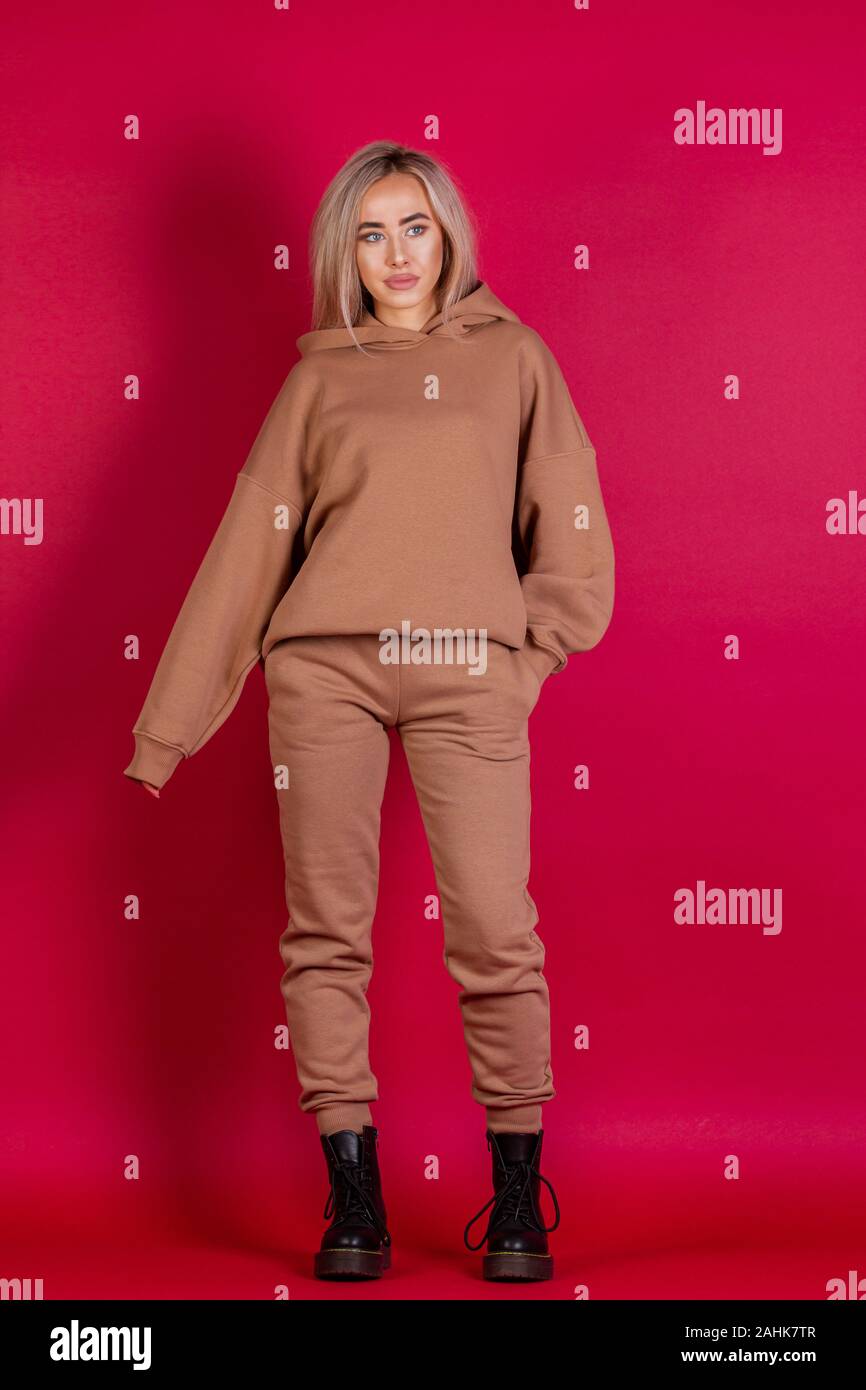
[485,1103,543,1133]
[314,1103,374,1137]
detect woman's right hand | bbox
[141,781,160,799]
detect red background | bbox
[2,0,865,1300]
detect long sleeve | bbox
[123,360,319,790]
[513,331,615,679]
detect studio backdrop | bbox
[1,0,864,1301]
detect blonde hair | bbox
[307,140,480,351]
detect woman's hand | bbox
[141,781,160,799]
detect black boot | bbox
[463,1129,560,1280]
[314,1125,392,1279]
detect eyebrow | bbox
[357,211,431,231]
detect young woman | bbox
[124,141,615,1283]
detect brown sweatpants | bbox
[263,634,555,1137]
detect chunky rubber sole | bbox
[314,1243,391,1280]
[483,1250,553,1281]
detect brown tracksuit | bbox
[124,280,615,1135]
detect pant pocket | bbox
[492,642,541,719]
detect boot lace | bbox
[324,1158,392,1247]
[463,1154,561,1252]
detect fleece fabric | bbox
[265,632,554,1136]
[123,280,615,789]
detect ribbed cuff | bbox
[486,1103,543,1133]
[313,1102,374,1137]
[520,634,563,685]
[123,732,186,790]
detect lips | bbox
[385,275,419,289]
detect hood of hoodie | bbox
[295,279,521,356]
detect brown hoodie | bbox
[123,280,615,789]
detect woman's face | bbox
[355,173,444,320]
